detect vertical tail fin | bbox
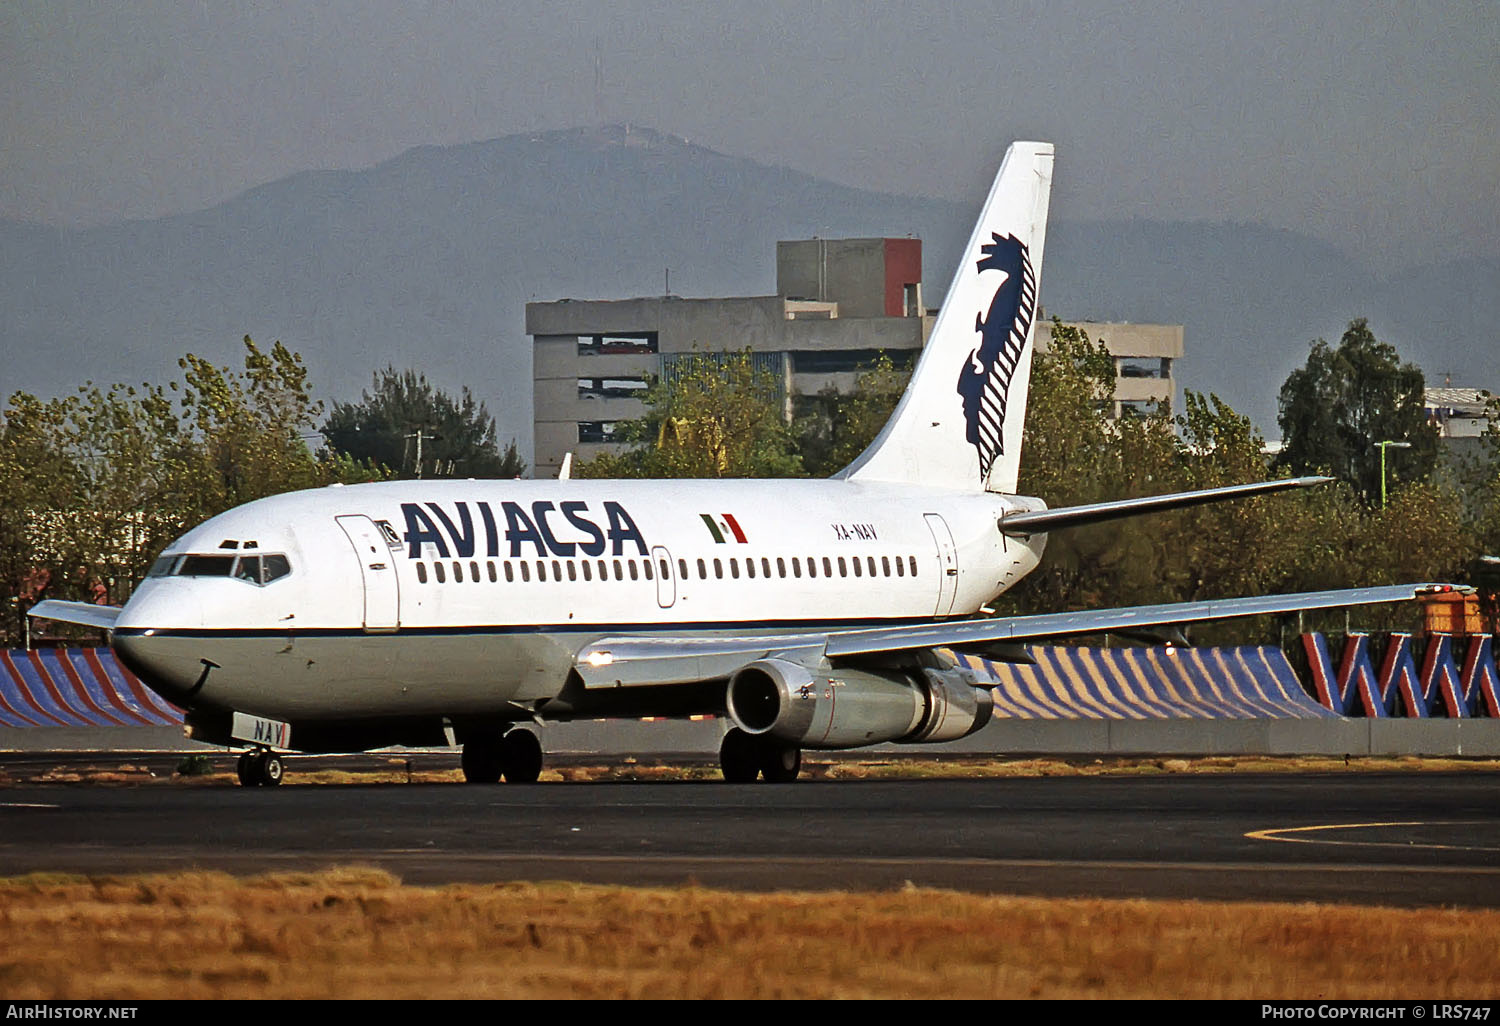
[841,141,1053,493]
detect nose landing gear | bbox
[235,749,285,787]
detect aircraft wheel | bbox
[719,728,760,783]
[758,741,801,783]
[502,728,543,783]
[236,751,258,787]
[461,735,505,783]
[257,752,285,787]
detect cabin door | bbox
[923,513,959,616]
[336,514,401,632]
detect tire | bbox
[502,729,543,783]
[758,742,801,783]
[719,728,760,783]
[461,736,504,783]
[259,753,284,787]
[236,752,258,787]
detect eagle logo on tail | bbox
[955,232,1036,482]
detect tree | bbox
[796,353,911,477]
[1275,318,1438,504]
[322,368,526,479]
[2,337,377,645]
[574,351,803,479]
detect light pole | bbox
[1375,440,1411,509]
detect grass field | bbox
[2,867,1498,999]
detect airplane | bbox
[29,141,1449,787]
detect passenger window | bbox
[416,562,428,584]
[882,556,891,577]
[582,561,592,582]
[713,558,723,580]
[628,560,639,581]
[471,560,480,582]
[909,556,918,576]
[791,558,801,578]
[520,562,530,582]
[852,558,862,577]
[613,559,624,580]
[643,559,653,581]
[867,557,877,577]
[537,561,547,582]
[552,560,562,581]
[659,558,670,579]
[730,558,740,579]
[746,558,756,579]
[895,557,904,577]
[504,562,514,583]
[567,562,577,582]
[776,557,786,578]
[761,557,771,577]
[598,560,609,581]
[488,561,497,583]
[697,558,707,579]
[678,558,688,579]
[435,562,447,583]
[822,557,832,577]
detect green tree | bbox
[322,367,526,479]
[3,337,375,645]
[1275,318,1438,504]
[574,351,803,479]
[796,353,911,477]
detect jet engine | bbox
[725,658,992,749]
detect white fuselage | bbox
[111,478,1046,723]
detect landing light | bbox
[584,651,615,667]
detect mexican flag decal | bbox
[699,513,748,544]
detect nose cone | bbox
[112,580,215,709]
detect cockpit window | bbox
[167,552,292,585]
[178,554,236,577]
[234,554,292,585]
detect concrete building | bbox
[1038,320,1183,420]
[528,237,1184,477]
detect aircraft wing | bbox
[26,600,124,631]
[573,583,1453,688]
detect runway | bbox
[2,763,1498,907]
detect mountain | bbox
[1,125,1493,462]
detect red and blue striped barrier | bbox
[0,649,181,727]
[1301,633,1500,718]
[955,645,1335,719]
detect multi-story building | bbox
[528,238,1183,477]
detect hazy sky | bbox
[2,1,1496,274]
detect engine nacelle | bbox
[725,659,993,749]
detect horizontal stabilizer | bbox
[27,600,123,631]
[998,476,1332,535]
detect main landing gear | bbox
[460,727,544,784]
[236,749,284,787]
[719,728,802,783]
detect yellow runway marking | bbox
[1247,821,1500,853]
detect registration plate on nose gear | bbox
[231,712,292,750]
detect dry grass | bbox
[0,868,1496,999]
